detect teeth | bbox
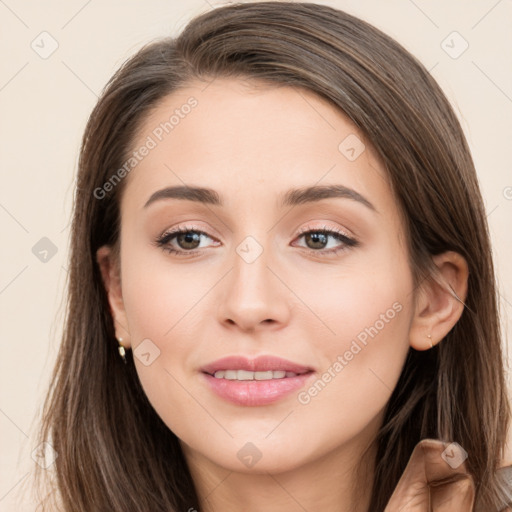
[213,370,297,380]
[237,370,254,380]
[255,371,273,380]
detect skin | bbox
[97,78,468,512]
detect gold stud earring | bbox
[427,334,433,349]
[117,337,127,364]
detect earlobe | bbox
[96,245,131,348]
[409,251,468,351]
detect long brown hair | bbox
[35,2,511,510]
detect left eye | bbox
[293,228,358,253]
[155,225,359,256]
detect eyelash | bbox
[154,224,359,257]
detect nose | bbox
[216,238,291,332]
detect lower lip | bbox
[202,372,315,406]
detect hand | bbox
[383,439,475,511]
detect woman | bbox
[35,2,512,511]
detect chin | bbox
[183,431,319,475]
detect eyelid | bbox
[156,221,219,241]
[295,223,354,239]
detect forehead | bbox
[121,77,394,217]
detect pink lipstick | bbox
[201,355,315,406]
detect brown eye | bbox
[303,232,329,250]
[294,227,359,255]
[175,231,202,250]
[155,226,219,256]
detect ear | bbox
[96,245,131,348]
[409,251,469,351]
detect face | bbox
[106,78,417,474]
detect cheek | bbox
[119,249,222,438]
[297,295,412,408]
[286,285,412,464]
[121,249,212,343]
[294,238,413,359]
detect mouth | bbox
[200,355,315,406]
[201,354,313,375]
[207,369,310,380]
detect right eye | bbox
[155,225,220,256]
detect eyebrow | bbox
[143,184,376,212]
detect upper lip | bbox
[201,355,313,375]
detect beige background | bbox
[1,0,511,509]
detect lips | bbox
[200,355,315,406]
[201,355,313,375]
